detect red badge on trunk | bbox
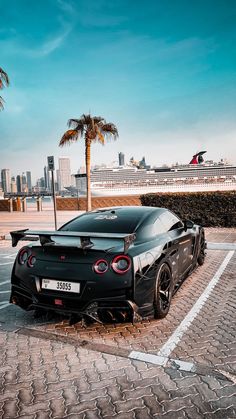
[54,299,63,306]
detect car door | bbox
[159,211,193,277]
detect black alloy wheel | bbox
[154,263,173,319]
[197,231,206,266]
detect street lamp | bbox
[47,156,57,230]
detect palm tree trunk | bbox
[85,137,91,211]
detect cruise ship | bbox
[75,152,236,196]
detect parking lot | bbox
[0,226,236,418]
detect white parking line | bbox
[157,250,234,359]
[0,253,17,258]
[0,300,9,305]
[0,262,14,266]
[0,281,10,286]
[208,242,236,251]
[0,303,10,310]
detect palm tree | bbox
[0,67,10,110]
[59,114,118,211]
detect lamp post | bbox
[47,156,57,230]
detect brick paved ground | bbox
[0,217,235,418]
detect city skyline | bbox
[0,149,233,190]
[1,0,236,175]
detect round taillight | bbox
[27,255,36,268]
[93,259,109,274]
[18,249,28,265]
[111,255,131,274]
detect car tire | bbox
[197,231,206,266]
[154,262,173,319]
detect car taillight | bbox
[27,254,36,268]
[111,255,131,274]
[93,259,109,274]
[18,249,29,265]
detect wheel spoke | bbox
[159,268,171,309]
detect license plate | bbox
[42,279,80,293]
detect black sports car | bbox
[10,206,206,323]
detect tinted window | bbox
[159,211,183,231]
[60,212,141,233]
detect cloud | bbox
[31,28,71,57]
[0,25,71,58]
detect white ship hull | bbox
[78,181,236,197]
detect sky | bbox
[0,0,236,182]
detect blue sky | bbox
[1,0,236,181]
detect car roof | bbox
[90,206,166,216]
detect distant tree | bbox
[0,67,10,110]
[59,114,118,211]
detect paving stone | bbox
[96,396,116,417]
[142,394,163,416]
[67,400,97,415]
[35,411,52,419]
[49,397,66,418]
[115,397,144,413]
[0,240,235,418]
[162,395,195,414]
[134,407,153,419]
[2,399,19,419]
[209,395,236,411]
[62,387,78,405]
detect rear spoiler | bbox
[10,229,136,254]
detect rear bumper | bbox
[10,284,141,323]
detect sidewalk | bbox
[0,211,84,239]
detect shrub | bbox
[140,191,236,227]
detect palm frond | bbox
[101,123,119,140]
[68,118,80,127]
[0,68,9,88]
[81,114,93,126]
[0,96,4,110]
[94,127,105,144]
[93,116,105,125]
[59,129,79,147]
[68,119,85,137]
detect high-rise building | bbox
[16,175,22,193]
[26,171,32,192]
[118,152,125,166]
[44,166,50,191]
[10,177,17,193]
[22,173,28,192]
[1,169,10,193]
[58,157,71,191]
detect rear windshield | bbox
[60,212,141,234]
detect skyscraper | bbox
[58,157,71,191]
[22,173,28,192]
[16,175,22,193]
[1,169,10,193]
[44,166,50,191]
[10,177,17,193]
[26,171,32,192]
[118,152,125,166]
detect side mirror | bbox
[184,219,194,231]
